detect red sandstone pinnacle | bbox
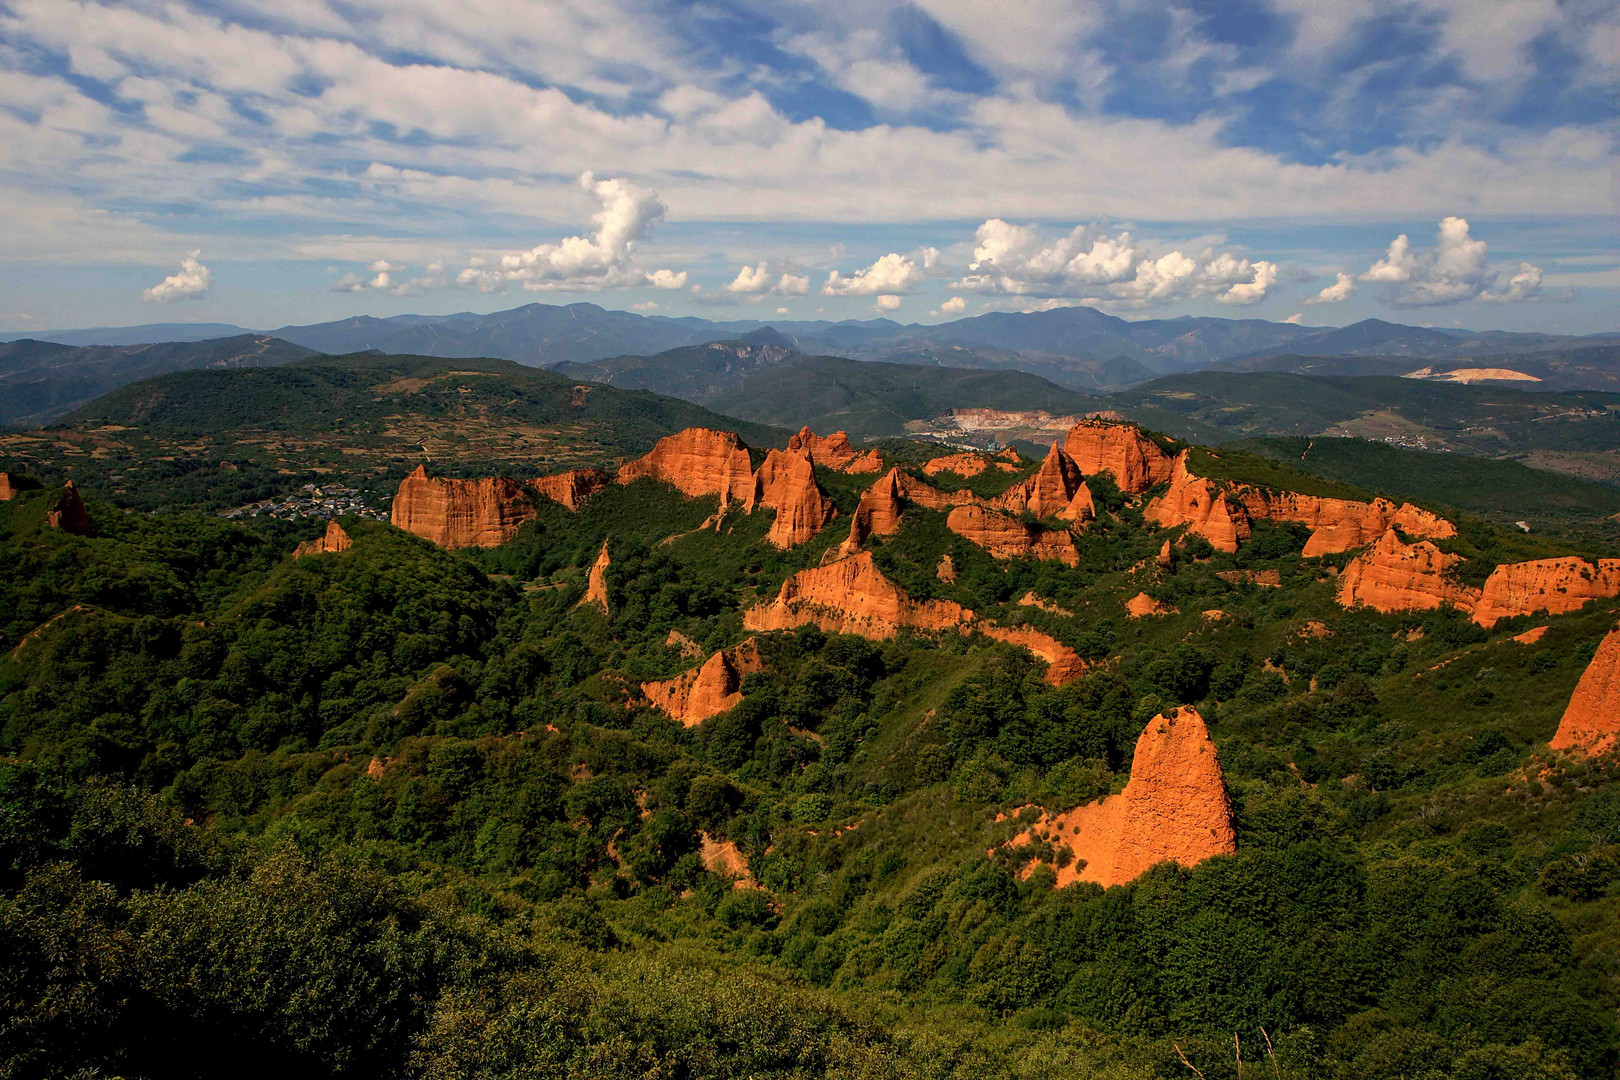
[580,539,611,612]
[1472,557,1620,628]
[752,447,836,548]
[1550,624,1620,756]
[1062,420,1176,494]
[743,550,973,639]
[842,466,992,554]
[0,472,21,501]
[392,465,537,548]
[43,481,90,533]
[843,449,884,474]
[946,504,1079,565]
[617,427,756,505]
[788,426,868,471]
[642,638,765,726]
[1336,528,1474,613]
[293,520,352,558]
[1144,453,1251,553]
[531,468,610,509]
[980,626,1087,686]
[995,442,1089,520]
[1002,705,1235,888]
[1126,592,1176,618]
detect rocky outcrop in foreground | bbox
[1063,420,1176,493]
[744,551,972,639]
[1336,529,1471,613]
[642,639,765,726]
[44,481,90,534]
[994,443,1093,521]
[1003,706,1235,888]
[617,427,757,505]
[392,467,537,548]
[946,505,1079,565]
[1144,453,1250,552]
[752,448,836,548]
[1551,624,1620,756]
[1473,557,1620,628]
[293,521,352,558]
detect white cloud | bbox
[632,300,661,310]
[775,306,788,314]
[140,249,211,302]
[933,296,967,316]
[951,220,1278,306]
[726,262,809,295]
[823,252,923,296]
[645,268,688,289]
[1283,312,1304,324]
[1359,216,1546,305]
[874,294,902,311]
[331,272,366,293]
[492,172,666,291]
[1306,272,1356,305]
[368,259,403,273]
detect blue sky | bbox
[0,0,1615,333]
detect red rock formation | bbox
[617,427,756,505]
[744,551,972,639]
[843,449,883,474]
[43,481,89,533]
[1144,453,1251,552]
[1018,592,1073,617]
[1512,626,1549,645]
[1004,706,1235,888]
[1472,557,1620,628]
[752,447,836,548]
[946,505,1079,566]
[994,442,1088,520]
[0,472,20,501]
[531,468,610,509]
[923,452,993,477]
[642,639,765,726]
[1126,592,1176,618]
[1063,482,1096,523]
[936,554,957,583]
[700,832,759,888]
[1237,489,1455,556]
[392,466,536,548]
[1218,569,1281,587]
[580,539,611,612]
[293,521,352,558]
[1336,528,1475,613]
[842,466,991,553]
[1550,624,1620,756]
[1063,420,1176,493]
[788,426,861,470]
[981,626,1087,685]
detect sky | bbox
[0,0,1615,334]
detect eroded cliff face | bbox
[580,539,611,612]
[1473,557,1620,628]
[844,449,883,473]
[1550,624,1620,756]
[788,426,865,471]
[743,551,973,639]
[753,448,836,548]
[1238,490,1455,556]
[842,467,991,554]
[1003,706,1235,888]
[924,452,1011,478]
[981,626,1087,685]
[392,466,537,548]
[532,468,611,509]
[1063,420,1176,494]
[1336,528,1473,613]
[44,481,90,534]
[995,443,1089,520]
[293,521,352,558]
[642,638,765,726]
[0,472,21,501]
[1144,453,1250,552]
[947,505,1079,565]
[617,427,756,505]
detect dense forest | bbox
[2,428,1618,1079]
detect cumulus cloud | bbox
[932,296,968,317]
[140,249,211,302]
[1282,312,1304,324]
[332,258,448,296]
[951,220,1278,306]
[823,252,923,296]
[874,294,902,311]
[332,272,366,293]
[1306,272,1356,305]
[725,263,809,296]
[1359,217,1545,305]
[458,172,669,293]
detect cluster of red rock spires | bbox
[1001,706,1236,888]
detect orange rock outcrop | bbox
[1237,490,1456,556]
[923,452,994,477]
[1063,420,1176,494]
[744,551,972,639]
[1126,592,1176,618]
[293,521,352,558]
[642,639,765,726]
[1550,625,1620,756]
[1336,529,1473,613]
[994,443,1092,521]
[1003,706,1235,888]
[1144,453,1250,552]
[580,539,611,612]
[531,468,610,509]
[936,554,957,583]
[700,832,759,888]
[788,426,869,471]
[392,466,537,548]
[842,467,991,553]
[752,447,836,548]
[1512,626,1549,645]
[844,449,883,473]
[1018,592,1073,617]
[1472,557,1620,628]
[946,505,1079,565]
[981,626,1087,685]
[43,481,89,533]
[0,472,21,500]
[617,427,756,505]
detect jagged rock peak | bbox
[642,639,765,727]
[1062,420,1176,494]
[753,446,836,548]
[1551,624,1620,756]
[44,481,90,534]
[293,520,352,558]
[788,426,862,471]
[743,550,973,640]
[580,539,611,612]
[617,427,756,505]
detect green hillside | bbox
[712,354,1104,437]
